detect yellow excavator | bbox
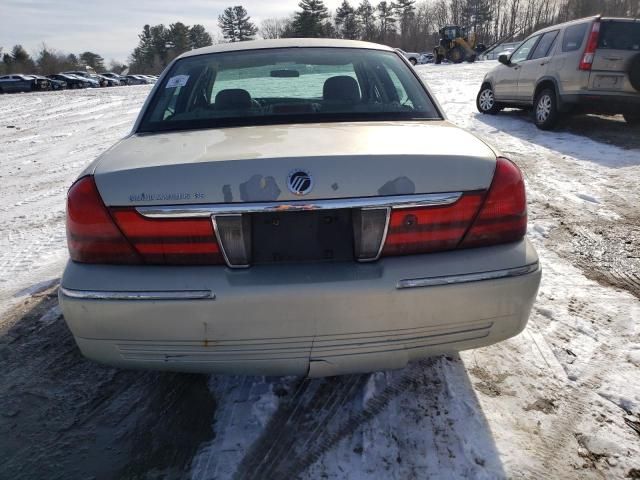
[434,25,480,64]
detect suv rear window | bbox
[138,47,440,133]
[562,23,588,52]
[598,21,640,50]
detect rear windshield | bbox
[137,47,440,133]
[598,21,640,50]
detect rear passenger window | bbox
[530,31,559,59]
[562,23,588,52]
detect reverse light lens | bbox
[212,215,252,267]
[353,208,389,260]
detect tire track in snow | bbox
[233,359,450,479]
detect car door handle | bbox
[540,61,549,66]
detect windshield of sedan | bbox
[138,47,440,132]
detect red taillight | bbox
[381,156,526,257]
[66,176,141,264]
[110,209,224,265]
[460,157,526,248]
[382,193,484,257]
[579,20,600,71]
[66,176,224,265]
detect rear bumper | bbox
[561,92,640,115]
[59,239,541,377]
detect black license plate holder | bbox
[250,209,354,264]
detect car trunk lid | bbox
[92,121,497,206]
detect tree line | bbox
[2,0,638,76]
[0,44,125,76]
[257,0,638,52]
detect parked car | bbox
[96,74,120,87]
[102,72,128,85]
[477,16,640,128]
[0,74,48,93]
[48,74,89,89]
[63,71,104,87]
[29,75,66,90]
[23,75,53,90]
[125,74,150,85]
[395,48,421,65]
[60,39,540,377]
[419,52,435,64]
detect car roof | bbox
[178,38,393,60]
[527,15,638,37]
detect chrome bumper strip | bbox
[60,288,215,300]
[396,262,539,290]
[135,192,463,218]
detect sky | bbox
[0,0,344,64]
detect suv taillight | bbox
[579,20,600,71]
[381,157,526,257]
[66,176,224,265]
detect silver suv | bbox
[476,16,640,129]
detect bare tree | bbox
[260,17,290,39]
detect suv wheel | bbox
[476,86,501,114]
[624,113,640,126]
[409,58,417,66]
[534,88,559,130]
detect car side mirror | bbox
[498,54,510,65]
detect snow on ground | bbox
[0,86,151,316]
[1,63,639,479]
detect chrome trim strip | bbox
[60,287,215,300]
[211,214,250,269]
[136,192,462,218]
[396,262,539,290]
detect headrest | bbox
[214,89,252,110]
[322,76,361,103]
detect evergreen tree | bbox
[462,0,492,36]
[8,45,35,73]
[376,2,396,42]
[392,0,415,37]
[2,53,12,74]
[167,22,191,61]
[189,24,213,49]
[291,0,331,37]
[65,54,80,70]
[79,51,105,71]
[149,24,169,69]
[357,0,378,41]
[335,0,360,39]
[218,6,258,42]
